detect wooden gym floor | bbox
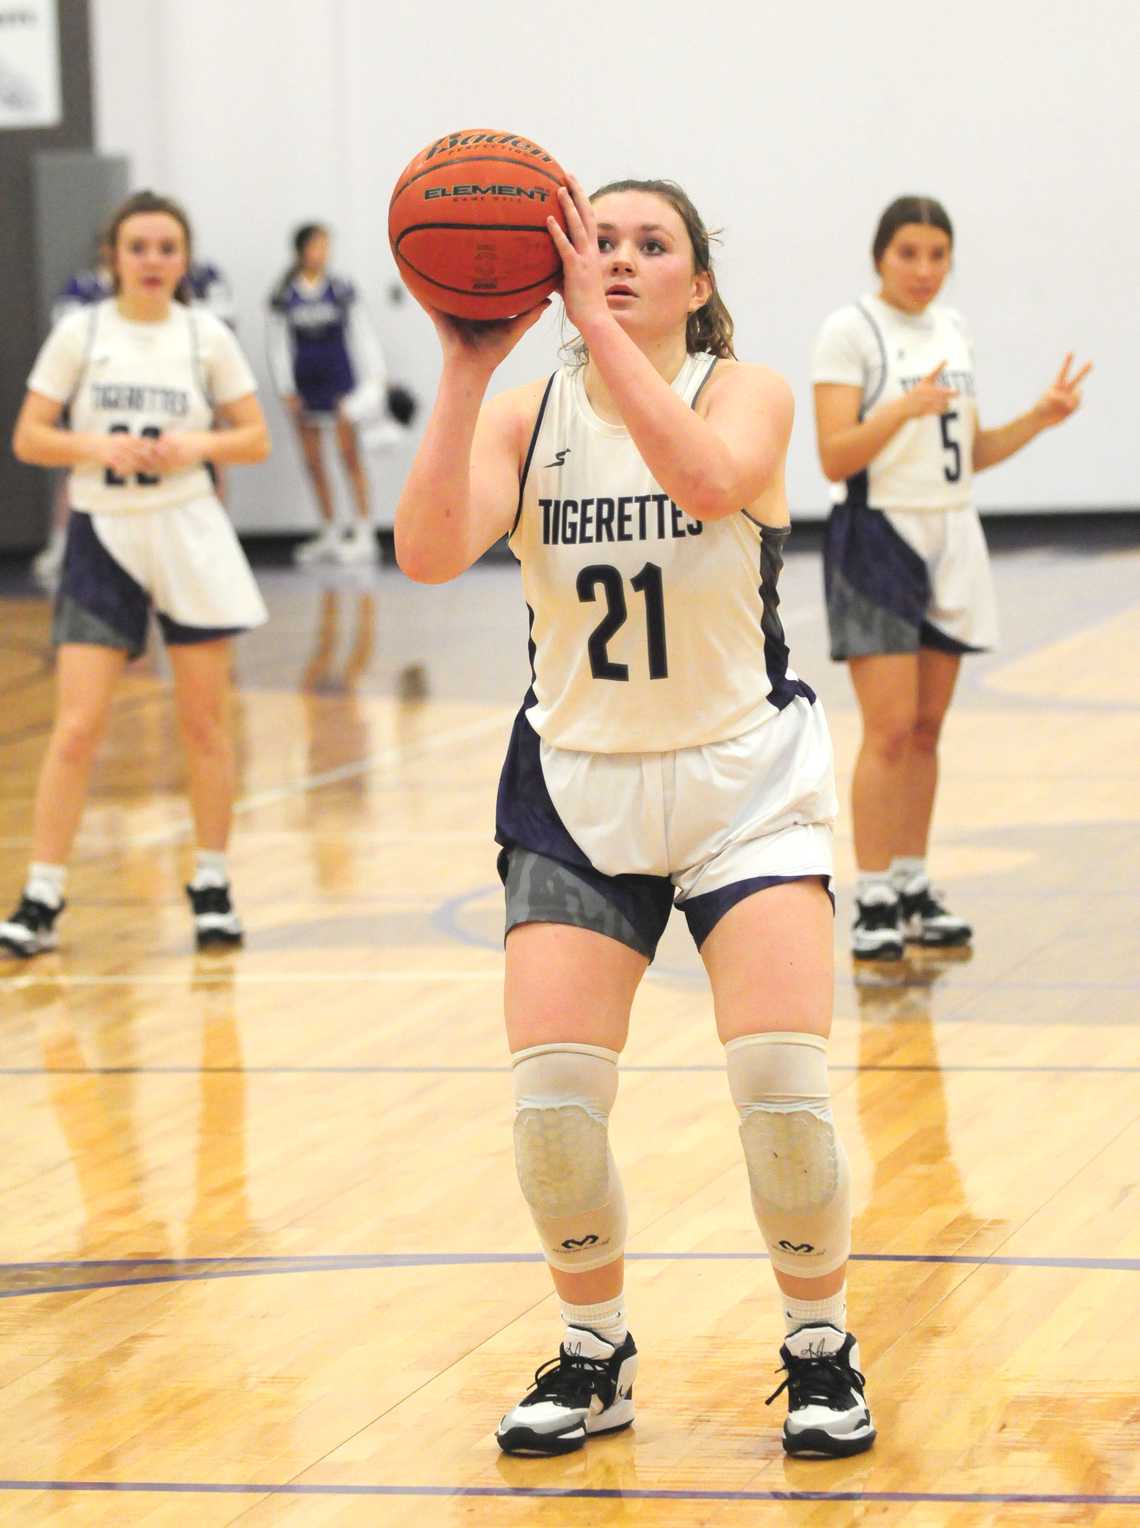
[0,524,1138,1526]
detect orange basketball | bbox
[388,129,568,320]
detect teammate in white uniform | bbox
[0,191,270,959]
[397,174,875,1460]
[813,196,1091,959]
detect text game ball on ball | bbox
[388,129,568,320]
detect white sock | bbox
[890,856,928,893]
[857,871,896,905]
[26,862,66,909]
[783,1284,847,1336]
[190,849,228,890]
[560,1294,627,1347]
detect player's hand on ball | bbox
[904,360,958,419]
[1033,353,1093,429]
[548,174,610,337]
[425,301,550,370]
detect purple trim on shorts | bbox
[681,873,834,950]
[919,619,982,655]
[156,614,244,646]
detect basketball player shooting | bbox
[396,163,874,1461]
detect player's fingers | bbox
[1055,351,1074,385]
[557,186,588,247]
[1071,361,1093,387]
[923,358,948,383]
[546,214,575,261]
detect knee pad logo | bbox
[778,1240,816,1254]
[560,1234,600,1251]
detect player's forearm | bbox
[395,359,490,582]
[817,397,911,482]
[577,316,746,520]
[198,423,271,466]
[12,422,102,469]
[973,411,1043,471]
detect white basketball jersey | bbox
[27,300,254,515]
[812,295,977,513]
[510,354,810,754]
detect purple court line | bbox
[3,1250,1139,1301]
[0,1481,1137,1504]
[2,1062,1140,1075]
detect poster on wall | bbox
[0,0,61,129]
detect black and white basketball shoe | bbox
[0,894,63,958]
[898,876,972,947]
[851,889,904,961]
[185,883,244,949]
[766,1323,876,1458]
[496,1326,637,1455]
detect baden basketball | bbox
[388,129,568,320]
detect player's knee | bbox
[511,1043,627,1271]
[52,708,107,765]
[867,715,914,765]
[726,1032,851,1277]
[512,1043,618,1217]
[911,712,944,754]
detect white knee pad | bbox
[512,1042,628,1273]
[726,1032,851,1278]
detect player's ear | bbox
[689,269,713,313]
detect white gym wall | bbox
[91,0,1137,532]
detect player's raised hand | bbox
[904,360,958,419]
[1032,353,1093,429]
[423,300,551,372]
[547,174,610,337]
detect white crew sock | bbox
[890,856,928,893]
[783,1283,847,1336]
[560,1294,627,1347]
[190,849,229,890]
[857,871,896,905]
[25,862,66,909]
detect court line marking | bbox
[0,1481,1135,1504]
[3,972,1139,992]
[127,708,514,848]
[3,1250,1138,1301]
[3,1063,1140,1076]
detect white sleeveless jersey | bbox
[27,300,257,515]
[812,294,977,513]
[510,354,812,754]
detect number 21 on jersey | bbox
[577,562,668,682]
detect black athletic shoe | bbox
[186,882,244,948]
[899,879,972,947]
[766,1323,876,1458]
[496,1326,638,1456]
[0,894,63,958]
[851,893,904,961]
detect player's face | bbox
[876,224,952,314]
[301,231,330,275]
[592,192,712,343]
[114,214,189,305]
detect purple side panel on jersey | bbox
[758,523,817,711]
[823,493,930,629]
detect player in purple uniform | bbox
[268,224,386,565]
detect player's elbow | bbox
[12,423,42,465]
[394,532,458,586]
[817,448,849,483]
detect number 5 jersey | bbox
[27,299,258,514]
[510,353,815,755]
[811,294,978,514]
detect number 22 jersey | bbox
[509,353,814,755]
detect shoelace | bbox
[765,1348,866,1411]
[524,1348,615,1412]
[10,895,57,932]
[856,900,898,931]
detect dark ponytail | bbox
[872,196,953,266]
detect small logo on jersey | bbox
[560,1234,599,1250]
[544,448,571,469]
